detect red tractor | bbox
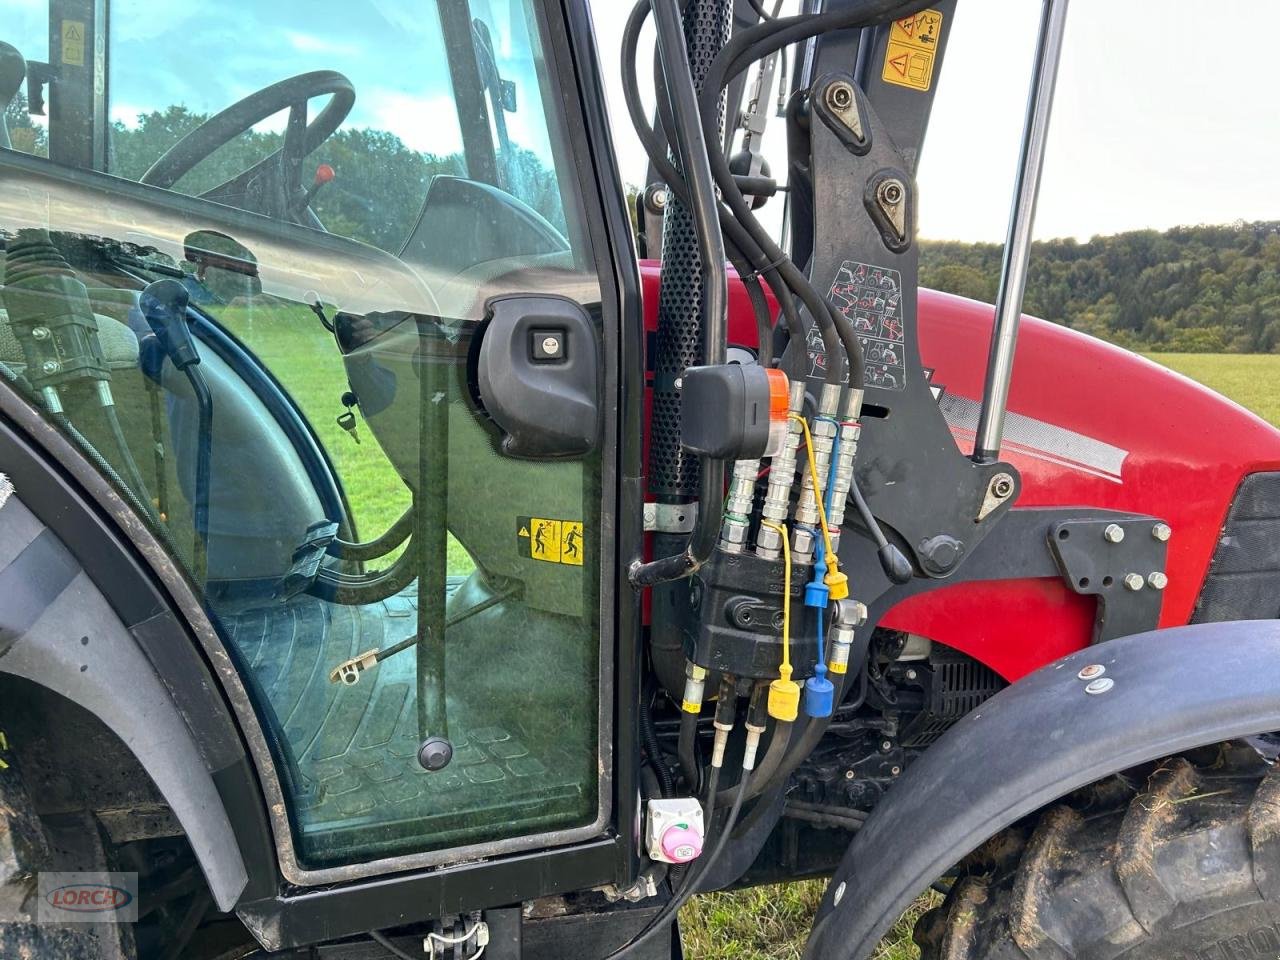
[1,1,1278,958]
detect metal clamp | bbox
[643,502,697,534]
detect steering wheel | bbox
[140,71,355,225]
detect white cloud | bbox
[285,30,362,57]
[358,88,465,156]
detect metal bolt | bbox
[991,473,1015,499]
[834,881,846,906]
[1152,523,1171,542]
[31,326,50,341]
[890,766,902,776]
[826,81,854,111]
[879,179,904,205]
[1085,677,1115,695]
[41,359,59,375]
[1123,572,1145,591]
[1077,664,1105,681]
[1147,571,1168,590]
[905,669,918,681]
[844,769,856,780]
[673,377,682,391]
[1104,523,1125,544]
[652,189,667,209]
[880,740,893,753]
[540,335,561,356]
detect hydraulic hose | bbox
[677,709,700,792]
[310,540,419,604]
[621,2,804,352]
[183,368,213,584]
[101,402,156,519]
[328,501,414,562]
[640,691,676,798]
[695,1,937,391]
[627,0,730,589]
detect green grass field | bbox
[203,308,1280,960]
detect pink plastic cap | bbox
[660,824,703,864]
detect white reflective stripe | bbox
[940,393,1129,482]
[0,473,12,511]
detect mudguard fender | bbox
[0,494,249,912]
[804,621,1280,960]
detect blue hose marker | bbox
[803,424,843,718]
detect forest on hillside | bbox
[921,221,1280,353]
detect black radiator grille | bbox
[1192,472,1280,624]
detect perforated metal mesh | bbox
[650,0,732,497]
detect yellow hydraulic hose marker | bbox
[790,413,849,601]
[759,519,799,721]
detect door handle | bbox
[475,294,600,459]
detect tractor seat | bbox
[0,306,141,373]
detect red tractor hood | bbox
[640,262,1280,679]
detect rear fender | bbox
[0,493,249,912]
[804,620,1280,960]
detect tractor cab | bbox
[0,0,616,877]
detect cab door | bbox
[0,0,635,884]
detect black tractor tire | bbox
[0,732,136,960]
[914,744,1280,960]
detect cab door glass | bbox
[0,0,606,872]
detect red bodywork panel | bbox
[639,260,1280,681]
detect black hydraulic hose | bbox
[183,367,213,584]
[311,540,419,604]
[328,501,414,562]
[784,804,867,831]
[603,775,751,960]
[640,692,676,798]
[677,709,700,792]
[627,0,730,589]
[101,402,156,518]
[696,2,937,388]
[626,15,805,353]
[717,716,792,805]
[49,411,158,539]
[369,930,418,960]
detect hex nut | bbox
[1152,522,1172,542]
[1104,523,1125,544]
[1123,572,1145,591]
[1147,571,1168,590]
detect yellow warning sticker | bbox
[517,517,585,566]
[882,9,943,92]
[61,20,85,67]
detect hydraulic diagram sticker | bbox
[882,9,943,92]
[518,517,584,566]
[828,261,906,391]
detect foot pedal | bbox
[276,520,340,599]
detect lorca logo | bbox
[44,883,133,912]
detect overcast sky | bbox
[588,0,1280,243]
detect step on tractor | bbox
[1,0,1279,958]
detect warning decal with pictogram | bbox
[518,517,585,566]
[882,9,943,92]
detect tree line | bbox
[5,96,566,253]
[920,221,1280,353]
